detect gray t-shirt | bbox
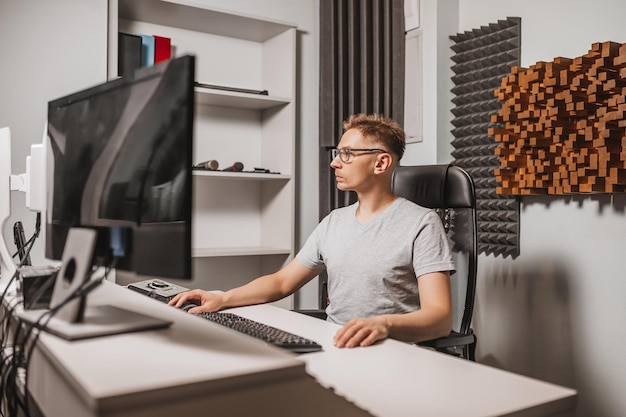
[296,197,455,325]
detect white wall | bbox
[416,1,626,416]
[0,0,108,265]
[403,0,459,166]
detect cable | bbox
[1,218,117,417]
[1,263,111,415]
[0,223,38,351]
[19,258,117,417]
[1,274,95,417]
[0,213,41,416]
[10,232,35,260]
[1,212,41,346]
[0,296,23,417]
[1,212,40,304]
[0,293,30,417]
[0,213,40,417]
[0,214,40,351]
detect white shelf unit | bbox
[108,0,297,308]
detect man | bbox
[170,113,455,348]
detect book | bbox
[154,35,171,63]
[138,34,155,67]
[118,32,142,76]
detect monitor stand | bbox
[18,304,172,341]
[17,228,171,340]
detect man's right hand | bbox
[168,289,224,314]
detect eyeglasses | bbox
[331,148,387,163]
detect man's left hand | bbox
[333,316,389,348]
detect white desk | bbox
[21,281,576,417]
[230,305,577,417]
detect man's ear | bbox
[373,153,394,174]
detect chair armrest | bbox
[294,309,327,320]
[418,330,476,349]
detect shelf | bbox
[118,0,296,42]
[112,0,296,307]
[192,246,292,258]
[195,87,291,110]
[193,171,291,181]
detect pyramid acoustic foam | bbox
[450,17,521,258]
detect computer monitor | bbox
[45,55,195,281]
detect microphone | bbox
[193,160,219,170]
[222,162,244,172]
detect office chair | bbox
[391,164,478,360]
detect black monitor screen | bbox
[46,55,194,280]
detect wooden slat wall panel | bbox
[492,41,626,195]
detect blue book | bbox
[138,34,155,67]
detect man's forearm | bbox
[221,274,287,308]
[383,308,452,343]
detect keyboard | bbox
[195,312,322,354]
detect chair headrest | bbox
[391,164,475,209]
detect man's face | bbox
[331,128,383,192]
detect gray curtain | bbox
[316,0,405,308]
[319,0,405,219]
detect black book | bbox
[118,32,142,77]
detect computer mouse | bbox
[181,303,197,312]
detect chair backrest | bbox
[391,164,477,335]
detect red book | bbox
[154,35,171,63]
